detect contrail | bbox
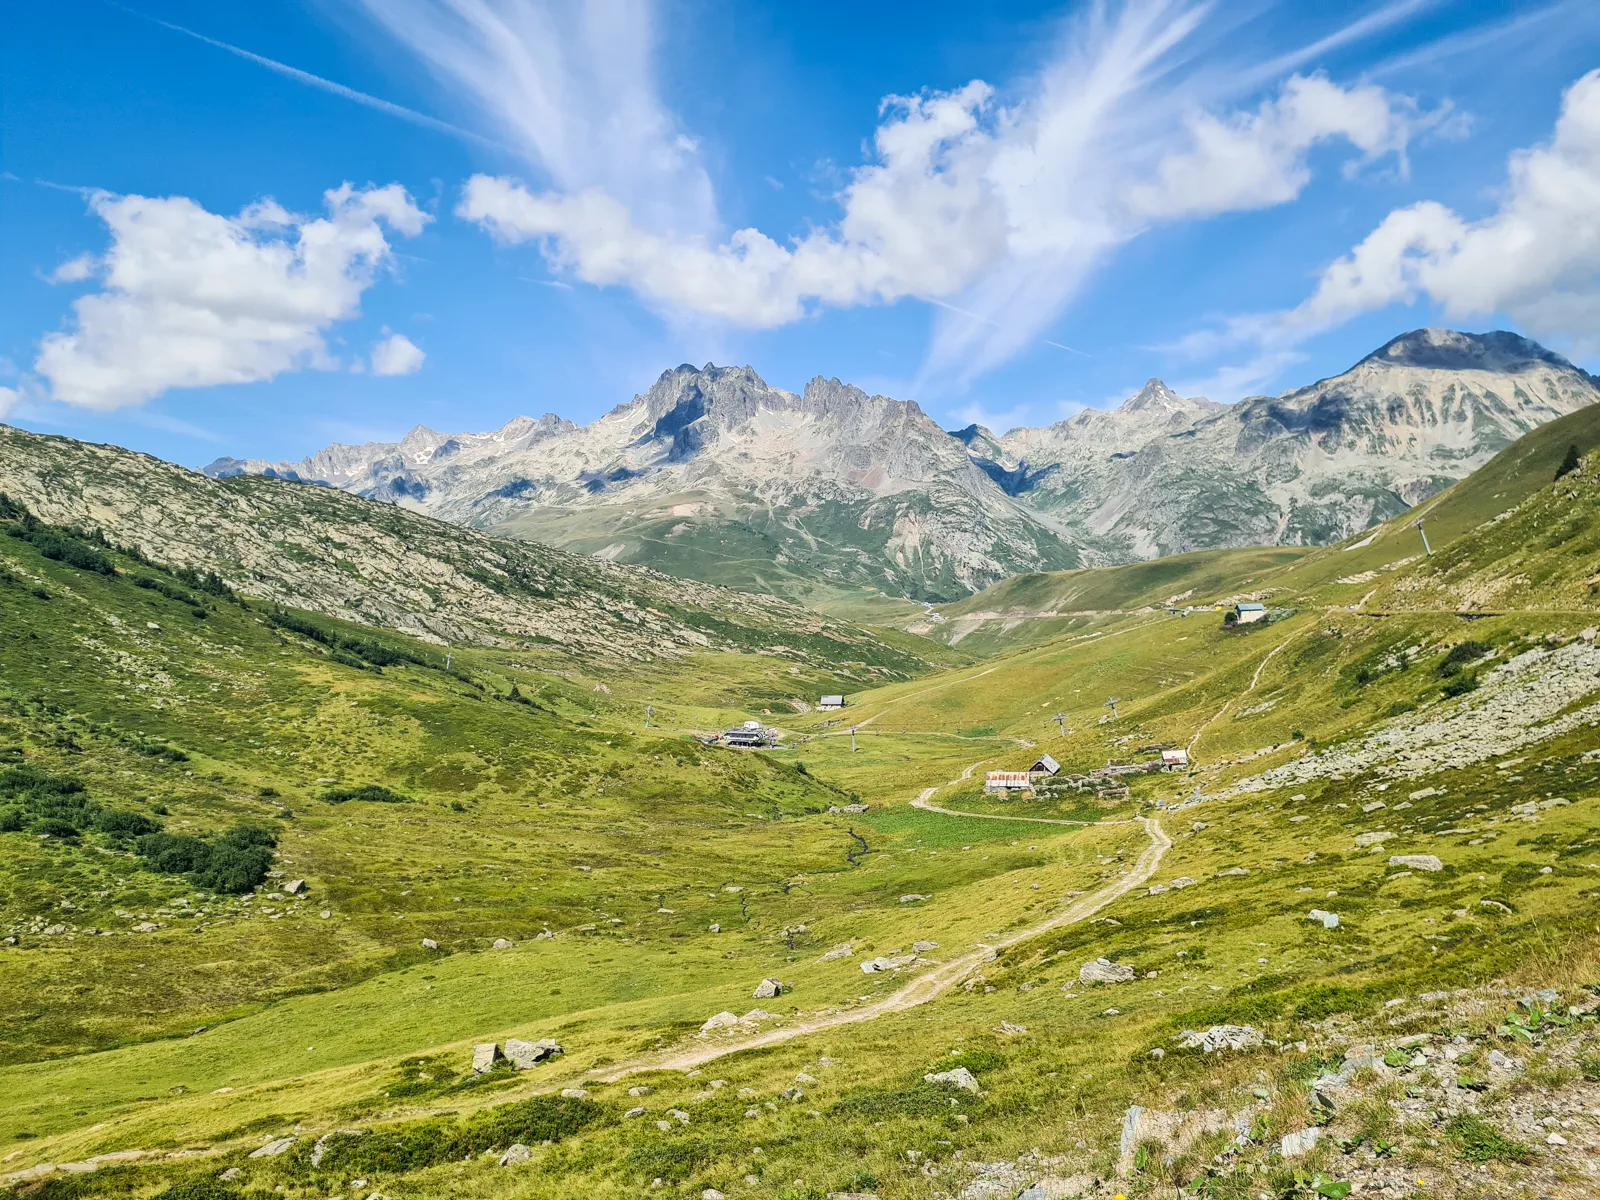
[104,1,504,152]
[928,299,1093,358]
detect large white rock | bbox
[1307,909,1340,929]
[700,1011,740,1033]
[752,977,783,999]
[924,1067,980,1093]
[1389,854,1443,872]
[1079,958,1135,985]
[504,1037,562,1068]
[472,1042,503,1073]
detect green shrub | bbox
[136,825,277,894]
[1438,641,1490,677]
[1556,443,1582,480]
[313,1095,605,1175]
[152,1181,243,1200]
[322,784,411,805]
[95,808,161,837]
[1445,1114,1532,1164]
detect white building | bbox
[818,694,845,711]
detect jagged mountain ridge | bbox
[212,365,1085,603]
[207,329,1599,600]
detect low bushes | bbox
[137,825,278,894]
[321,784,411,805]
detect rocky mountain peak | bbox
[1358,327,1576,374]
[1118,379,1186,413]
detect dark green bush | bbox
[95,808,161,837]
[33,816,81,839]
[313,1095,605,1175]
[0,807,23,832]
[152,1181,243,1200]
[136,825,277,893]
[322,784,411,805]
[1438,641,1491,677]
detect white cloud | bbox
[0,386,18,419]
[1292,68,1600,342]
[48,253,97,283]
[1173,65,1600,388]
[1123,73,1427,220]
[438,0,1432,387]
[371,331,426,376]
[351,0,714,235]
[35,183,429,409]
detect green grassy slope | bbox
[4,424,1600,1200]
[0,425,955,682]
[916,546,1307,653]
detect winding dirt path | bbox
[598,759,1168,1082]
[1186,630,1297,758]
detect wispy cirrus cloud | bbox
[385,0,1445,391]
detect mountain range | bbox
[206,328,1599,603]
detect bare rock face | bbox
[472,1042,503,1073]
[503,1038,562,1068]
[1079,958,1136,985]
[752,977,783,999]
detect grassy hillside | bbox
[915,547,1307,653]
[4,423,1600,1200]
[0,425,953,681]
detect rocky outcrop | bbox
[200,330,1598,600]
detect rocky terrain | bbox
[206,330,1599,602]
[0,423,939,675]
[209,365,1084,603]
[993,328,1600,558]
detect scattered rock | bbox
[1169,876,1197,889]
[752,977,783,999]
[861,954,916,974]
[1279,1127,1321,1158]
[499,1143,532,1167]
[899,894,927,903]
[1307,909,1340,929]
[912,940,938,952]
[248,1137,296,1159]
[703,1190,726,1200]
[1177,1024,1264,1053]
[503,1037,562,1068]
[625,1106,646,1118]
[471,1042,503,1073]
[43,924,68,936]
[492,937,513,949]
[667,1108,690,1124]
[1354,831,1393,848]
[1215,867,1249,877]
[1079,958,1135,985]
[1389,854,1443,872]
[561,1087,588,1099]
[924,1067,980,1092]
[820,942,854,961]
[708,923,720,933]
[421,937,438,950]
[701,1011,740,1032]
[997,1020,1027,1035]
[217,1167,241,1181]
[284,879,306,894]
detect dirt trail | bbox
[1186,631,1297,758]
[824,666,997,732]
[598,758,1168,1082]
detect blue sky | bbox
[4,0,1600,467]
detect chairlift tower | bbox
[1413,517,1432,556]
[1053,712,1068,737]
[1104,697,1120,720]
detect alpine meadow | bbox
[7,4,1600,1200]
